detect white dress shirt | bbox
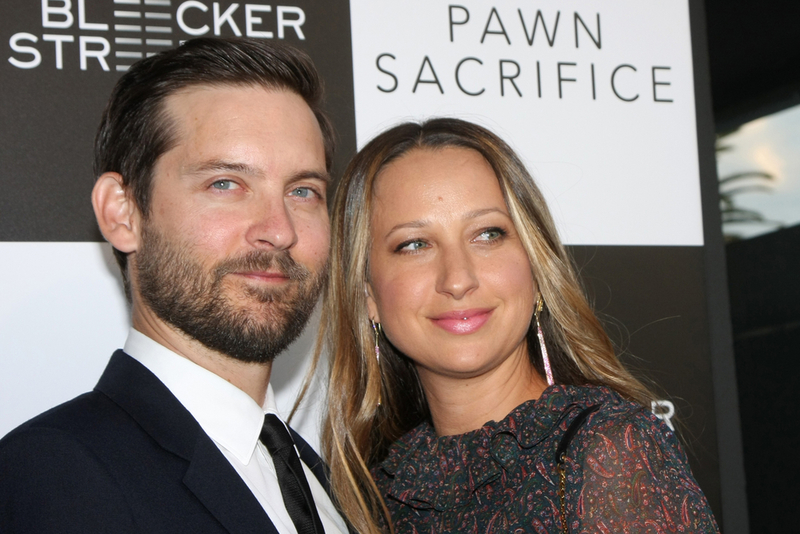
[124,329,347,534]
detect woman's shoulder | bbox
[559,386,681,457]
[550,385,691,476]
[554,386,719,532]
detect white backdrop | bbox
[350,0,703,246]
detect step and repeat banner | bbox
[1,1,744,528]
[351,1,702,246]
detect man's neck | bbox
[130,304,272,405]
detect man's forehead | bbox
[162,83,307,122]
[152,84,325,176]
[160,84,320,147]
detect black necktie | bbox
[260,414,325,534]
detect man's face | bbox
[131,85,330,363]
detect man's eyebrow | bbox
[187,160,260,176]
[186,160,331,184]
[289,170,331,184]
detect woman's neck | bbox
[419,352,548,436]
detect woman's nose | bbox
[435,244,479,299]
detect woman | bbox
[318,118,719,533]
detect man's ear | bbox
[366,283,381,324]
[92,172,140,254]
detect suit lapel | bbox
[96,350,277,534]
[184,435,278,534]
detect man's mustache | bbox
[213,251,311,282]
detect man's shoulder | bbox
[0,387,137,460]
[10,386,102,420]
[0,388,139,529]
[0,350,174,467]
[1,352,141,449]
[0,358,207,533]
[0,387,227,534]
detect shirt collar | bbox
[124,328,278,464]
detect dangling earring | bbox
[371,320,382,405]
[535,294,555,386]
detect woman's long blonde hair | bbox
[315,118,654,534]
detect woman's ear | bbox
[365,283,381,323]
[92,172,140,254]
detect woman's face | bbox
[367,147,537,384]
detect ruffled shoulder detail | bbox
[376,385,632,511]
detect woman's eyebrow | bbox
[385,219,430,239]
[463,207,507,220]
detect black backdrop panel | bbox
[0,0,355,242]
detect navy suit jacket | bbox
[0,350,331,533]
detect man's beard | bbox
[135,223,326,364]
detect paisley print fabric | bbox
[373,385,719,533]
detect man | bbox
[0,37,346,534]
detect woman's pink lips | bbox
[430,308,494,335]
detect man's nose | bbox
[245,198,299,251]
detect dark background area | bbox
[706,1,800,132]
[705,1,800,532]
[726,226,800,534]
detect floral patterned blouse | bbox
[372,385,719,533]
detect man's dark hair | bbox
[93,37,334,293]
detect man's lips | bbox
[430,308,494,335]
[233,271,291,283]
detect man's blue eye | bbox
[211,180,236,190]
[290,187,313,198]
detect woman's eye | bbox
[397,240,428,252]
[211,180,238,190]
[476,228,506,241]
